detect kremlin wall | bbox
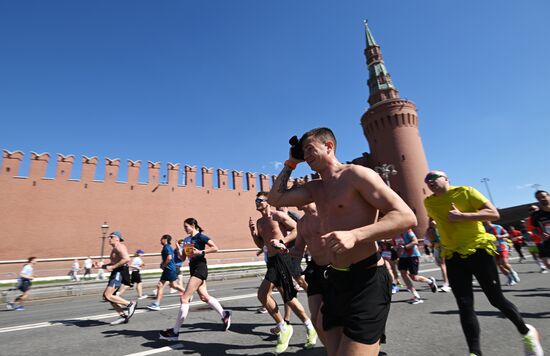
[0,151,273,264]
[0,23,434,277]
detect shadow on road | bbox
[51,319,109,327]
[146,339,327,356]
[431,309,550,319]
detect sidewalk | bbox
[1,265,267,303]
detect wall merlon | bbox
[2,150,24,177]
[201,167,213,188]
[56,154,75,180]
[104,158,121,182]
[232,170,243,191]
[148,161,161,185]
[127,160,141,184]
[246,172,257,191]
[259,174,270,192]
[167,162,180,186]
[217,168,228,190]
[184,165,197,187]
[81,156,98,182]
[29,152,51,179]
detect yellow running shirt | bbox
[424,186,496,259]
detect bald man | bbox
[423,171,543,356]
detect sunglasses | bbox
[255,198,267,204]
[424,174,445,184]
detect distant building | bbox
[352,22,431,236]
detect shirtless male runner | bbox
[250,192,318,354]
[268,127,417,356]
[95,231,138,325]
[290,201,328,345]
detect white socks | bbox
[277,321,287,332]
[304,319,314,331]
[173,303,189,334]
[207,297,224,318]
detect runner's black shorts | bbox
[189,256,208,281]
[265,253,297,303]
[289,256,303,277]
[398,256,420,275]
[17,278,32,293]
[322,253,391,345]
[539,240,550,258]
[304,260,327,297]
[131,270,142,284]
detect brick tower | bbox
[360,21,430,236]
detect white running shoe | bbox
[138,295,148,300]
[439,285,452,293]
[428,276,438,293]
[512,270,521,283]
[147,303,161,311]
[409,297,424,305]
[110,315,128,325]
[523,324,543,356]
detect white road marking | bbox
[0,292,259,334]
[122,344,184,356]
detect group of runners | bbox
[6,127,548,356]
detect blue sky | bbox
[0,0,548,208]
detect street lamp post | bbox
[100,222,109,260]
[375,163,397,188]
[480,178,495,206]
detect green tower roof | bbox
[364,20,378,48]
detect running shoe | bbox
[523,324,543,356]
[391,284,400,294]
[127,300,137,319]
[508,280,518,286]
[110,314,128,325]
[222,310,232,331]
[512,270,521,283]
[428,276,438,293]
[14,305,25,311]
[138,295,149,300]
[159,328,179,341]
[439,285,452,293]
[541,269,548,274]
[270,326,281,335]
[275,324,294,354]
[409,297,424,305]
[147,302,160,311]
[6,303,14,310]
[304,328,318,349]
[257,306,268,314]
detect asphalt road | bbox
[0,258,548,356]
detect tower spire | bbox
[363,21,399,105]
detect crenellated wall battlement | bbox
[0,149,298,261]
[1,149,277,192]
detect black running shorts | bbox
[189,256,208,281]
[322,254,391,345]
[398,256,420,275]
[304,260,327,297]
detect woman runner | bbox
[159,218,231,341]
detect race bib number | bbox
[184,243,195,257]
